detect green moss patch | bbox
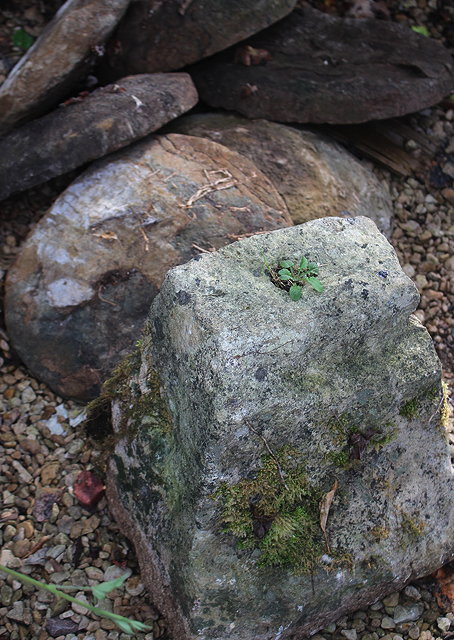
[399,397,420,420]
[213,446,324,573]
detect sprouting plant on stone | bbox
[266,255,324,301]
[0,565,152,635]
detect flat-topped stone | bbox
[0,73,198,200]
[0,0,130,134]
[99,0,297,79]
[107,217,453,640]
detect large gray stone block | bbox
[107,217,453,640]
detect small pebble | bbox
[393,604,424,624]
[381,616,396,630]
[383,593,400,608]
[437,617,451,632]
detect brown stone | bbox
[0,74,199,200]
[20,438,42,455]
[0,0,131,134]
[17,521,35,539]
[191,6,454,124]
[40,462,60,485]
[12,539,31,558]
[5,134,291,401]
[172,113,393,235]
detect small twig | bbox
[257,339,295,356]
[428,388,446,425]
[23,535,53,559]
[180,168,237,209]
[97,289,118,307]
[130,94,144,110]
[227,230,269,240]
[139,227,149,252]
[192,243,214,254]
[246,423,289,490]
[162,172,177,182]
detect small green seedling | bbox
[411,25,430,37]
[275,256,324,301]
[0,565,152,635]
[11,28,35,51]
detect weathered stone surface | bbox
[191,6,454,124]
[0,0,130,134]
[99,0,297,80]
[5,133,291,401]
[107,217,453,640]
[173,113,393,235]
[0,73,198,200]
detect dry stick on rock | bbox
[319,479,339,553]
[180,168,237,208]
[246,422,289,490]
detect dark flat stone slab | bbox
[0,0,130,135]
[191,6,454,124]
[0,73,198,200]
[99,0,297,79]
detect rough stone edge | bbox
[106,461,192,640]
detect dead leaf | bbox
[73,470,105,508]
[319,479,339,553]
[236,45,272,66]
[433,562,454,612]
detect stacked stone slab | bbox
[107,217,453,640]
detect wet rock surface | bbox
[191,6,454,124]
[0,0,130,134]
[99,0,297,80]
[172,113,394,235]
[0,73,198,200]
[4,133,290,401]
[108,218,453,640]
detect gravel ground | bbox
[0,1,453,639]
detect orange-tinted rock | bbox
[5,134,291,400]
